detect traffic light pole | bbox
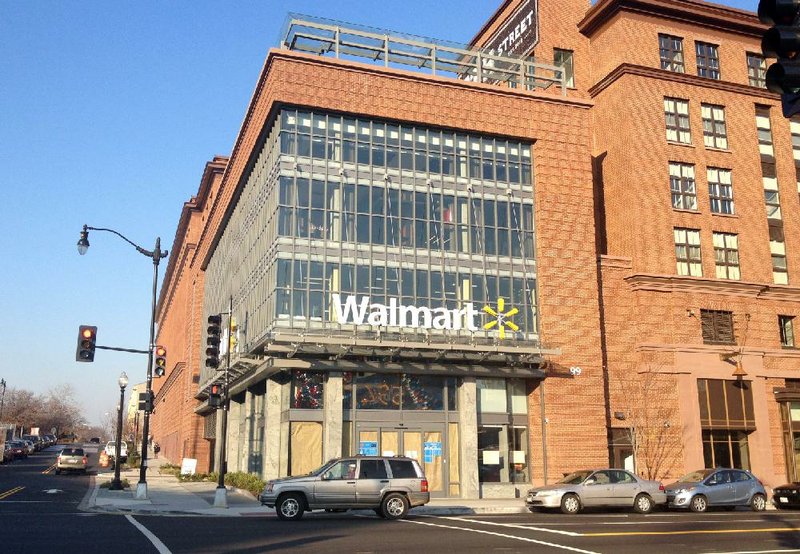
[213,296,233,508]
[76,225,168,500]
[137,237,166,500]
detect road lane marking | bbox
[582,527,800,537]
[0,487,24,500]
[125,515,172,554]
[440,515,581,536]
[403,518,599,553]
[42,464,56,474]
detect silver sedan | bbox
[525,469,667,514]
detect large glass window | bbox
[279,110,532,186]
[478,425,529,484]
[702,430,750,469]
[342,373,458,412]
[291,371,324,409]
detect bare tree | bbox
[613,363,684,481]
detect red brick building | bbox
[151,0,800,496]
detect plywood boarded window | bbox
[700,309,735,344]
[289,421,322,476]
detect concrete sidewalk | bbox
[84,457,527,517]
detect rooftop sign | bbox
[483,0,539,58]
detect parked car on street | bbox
[259,456,430,521]
[665,469,767,512]
[7,441,28,459]
[525,469,667,514]
[56,447,88,474]
[22,435,42,451]
[89,437,101,444]
[773,482,800,509]
[18,440,35,456]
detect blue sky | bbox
[0,0,758,427]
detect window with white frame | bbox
[675,228,702,276]
[670,162,697,210]
[708,168,734,215]
[665,98,691,144]
[702,104,728,149]
[713,232,740,280]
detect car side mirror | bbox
[585,478,596,485]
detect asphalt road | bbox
[3,448,800,554]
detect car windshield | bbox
[557,470,593,485]
[676,470,713,483]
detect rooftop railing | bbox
[280,14,567,96]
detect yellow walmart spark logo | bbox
[482,298,519,339]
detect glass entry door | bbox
[358,426,445,496]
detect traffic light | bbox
[76,325,97,362]
[138,391,154,412]
[208,383,222,408]
[154,345,167,377]
[759,0,800,116]
[206,314,222,369]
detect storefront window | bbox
[402,374,444,410]
[356,373,401,410]
[477,424,529,483]
[477,379,507,412]
[342,373,458,413]
[291,371,324,409]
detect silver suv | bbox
[259,456,430,521]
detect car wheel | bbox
[750,493,767,512]
[633,493,654,514]
[276,493,305,521]
[689,495,708,513]
[560,493,581,515]
[381,492,409,520]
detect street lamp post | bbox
[109,372,129,491]
[77,224,168,499]
[0,378,6,422]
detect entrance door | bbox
[357,426,446,497]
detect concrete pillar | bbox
[263,379,284,480]
[459,377,479,499]
[323,373,343,461]
[243,390,254,473]
[227,399,242,473]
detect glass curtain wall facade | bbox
[203,107,540,494]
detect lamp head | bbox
[118,371,129,389]
[77,225,90,255]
